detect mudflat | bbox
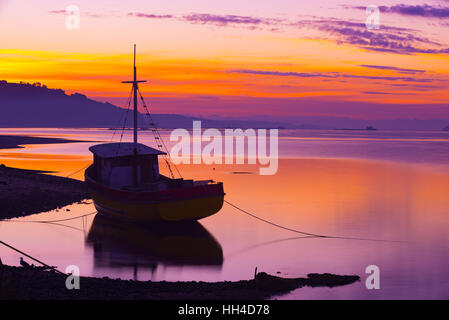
[0,266,360,300]
[0,134,88,150]
[0,134,92,219]
[0,165,90,219]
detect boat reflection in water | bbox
[86,213,223,280]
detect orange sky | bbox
[0,0,448,119]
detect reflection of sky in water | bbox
[1,128,449,170]
[0,129,449,299]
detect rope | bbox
[224,200,406,243]
[65,163,91,178]
[224,200,326,238]
[116,90,133,154]
[0,212,98,273]
[111,87,134,142]
[63,88,133,179]
[0,240,66,275]
[137,88,182,179]
[137,88,175,178]
[0,211,97,223]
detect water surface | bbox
[0,128,448,299]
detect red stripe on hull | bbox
[85,174,224,204]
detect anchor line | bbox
[0,211,98,223]
[65,163,91,178]
[224,200,406,243]
[0,212,99,273]
[224,200,326,238]
[0,239,66,275]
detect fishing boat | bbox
[85,45,224,222]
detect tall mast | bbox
[133,44,137,148]
[122,44,146,151]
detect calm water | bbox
[1,128,449,299]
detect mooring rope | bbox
[224,200,406,243]
[224,200,326,238]
[65,163,92,178]
[0,211,97,223]
[0,239,66,275]
[0,212,99,274]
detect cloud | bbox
[230,69,338,78]
[49,10,66,15]
[294,18,448,55]
[128,12,173,19]
[126,10,449,54]
[359,65,426,74]
[49,9,103,18]
[361,91,394,95]
[229,69,437,83]
[127,11,280,27]
[349,4,449,19]
[384,4,449,18]
[181,13,278,26]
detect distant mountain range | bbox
[1,81,448,131]
[0,81,289,129]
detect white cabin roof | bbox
[89,143,166,158]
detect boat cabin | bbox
[89,143,166,188]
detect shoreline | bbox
[0,134,91,150]
[0,134,91,219]
[0,165,89,219]
[0,265,359,300]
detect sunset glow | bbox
[1,0,448,119]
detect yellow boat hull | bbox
[90,191,224,222]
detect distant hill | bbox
[1,81,448,130]
[0,81,290,128]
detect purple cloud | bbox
[362,91,395,95]
[123,10,449,55]
[127,11,282,28]
[294,19,448,55]
[128,12,173,19]
[230,69,338,78]
[384,4,449,18]
[350,4,449,19]
[229,69,437,83]
[359,65,426,74]
[49,10,66,14]
[348,4,449,19]
[181,13,274,26]
[49,9,103,18]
